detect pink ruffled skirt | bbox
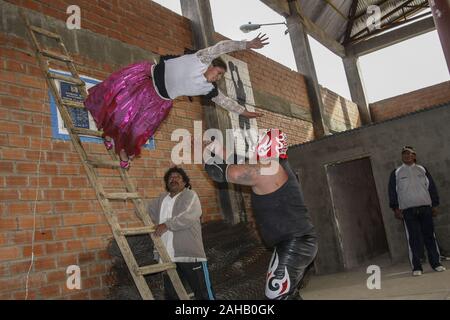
[84,61,173,157]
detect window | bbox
[49,69,155,149]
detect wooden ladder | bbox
[20,10,189,300]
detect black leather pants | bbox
[265,233,318,300]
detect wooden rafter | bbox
[343,0,360,44]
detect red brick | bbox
[16,162,38,173]
[0,277,23,291]
[59,164,80,175]
[57,254,79,268]
[22,124,43,136]
[42,215,62,228]
[34,230,54,241]
[30,137,52,150]
[40,164,58,175]
[47,269,67,282]
[38,285,61,298]
[85,238,105,250]
[45,151,65,162]
[0,70,16,83]
[11,231,32,244]
[0,121,20,134]
[0,96,21,108]
[23,244,45,257]
[43,189,63,201]
[54,202,72,213]
[51,177,69,188]
[52,141,73,152]
[6,176,28,187]
[55,228,75,240]
[19,189,43,201]
[0,246,21,261]
[0,161,14,173]
[94,225,111,236]
[34,257,57,271]
[65,240,83,251]
[12,291,37,300]
[63,190,82,200]
[5,60,26,73]
[26,273,47,288]
[7,203,31,214]
[82,276,101,289]
[75,226,94,238]
[29,176,50,188]
[0,190,19,201]
[45,242,65,255]
[35,202,52,214]
[88,263,107,276]
[70,177,89,187]
[79,252,95,264]
[16,74,46,90]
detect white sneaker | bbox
[434,266,446,272]
[412,270,423,276]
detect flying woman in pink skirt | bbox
[84,34,269,169]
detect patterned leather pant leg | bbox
[265,233,318,300]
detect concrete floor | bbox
[302,256,450,300]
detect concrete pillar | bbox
[180,0,246,225]
[343,55,372,124]
[429,0,450,74]
[286,1,330,138]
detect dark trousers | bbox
[163,261,215,300]
[403,206,440,271]
[265,233,318,300]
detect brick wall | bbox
[370,81,450,122]
[0,0,359,299]
[321,86,361,132]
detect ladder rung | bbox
[87,157,121,169]
[62,99,85,109]
[41,49,72,62]
[48,72,84,85]
[137,263,176,276]
[104,192,140,200]
[30,26,61,39]
[71,127,103,137]
[119,226,155,236]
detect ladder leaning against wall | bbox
[20,9,189,300]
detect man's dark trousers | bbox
[403,206,440,271]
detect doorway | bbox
[326,157,389,270]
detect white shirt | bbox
[163,40,247,114]
[159,193,180,262]
[164,53,214,99]
[159,192,206,263]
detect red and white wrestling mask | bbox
[256,129,288,160]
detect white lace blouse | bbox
[163,40,248,114]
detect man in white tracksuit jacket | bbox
[388,146,446,276]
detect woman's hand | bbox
[241,110,263,119]
[246,33,269,49]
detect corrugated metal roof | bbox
[261,0,430,45]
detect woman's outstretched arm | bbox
[211,90,263,118]
[196,33,269,65]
